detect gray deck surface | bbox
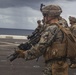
[0,38,76,75]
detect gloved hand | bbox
[69,64,76,69]
[18,43,26,50]
[15,50,25,58]
[18,43,32,50]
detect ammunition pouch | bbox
[67,37,76,59]
[43,42,67,61]
[51,42,67,58]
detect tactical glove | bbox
[16,50,25,58]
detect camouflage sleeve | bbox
[24,25,59,61]
[72,27,76,37]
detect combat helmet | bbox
[41,5,62,17]
[37,20,41,24]
[69,16,76,23]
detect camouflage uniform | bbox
[18,5,69,75]
[69,16,76,68]
[33,20,43,34]
[69,16,76,37]
[28,20,43,40]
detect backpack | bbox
[56,23,76,59]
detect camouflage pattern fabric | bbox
[42,5,62,17]
[69,17,76,68]
[43,62,52,75]
[69,16,76,24]
[43,60,68,75]
[71,24,76,38]
[52,61,68,75]
[59,17,68,27]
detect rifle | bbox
[7,27,44,62]
[40,3,45,12]
[7,49,20,62]
[7,28,59,62]
[18,33,41,50]
[7,35,41,62]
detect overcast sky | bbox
[0,0,76,29]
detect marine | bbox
[18,19,43,50]
[68,16,76,68]
[16,4,69,75]
[69,16,76,37]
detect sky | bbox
[0,0,76,29]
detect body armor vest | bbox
[43,20,67,61]
[43,31,67,61]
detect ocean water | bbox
[0,28,34,36]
